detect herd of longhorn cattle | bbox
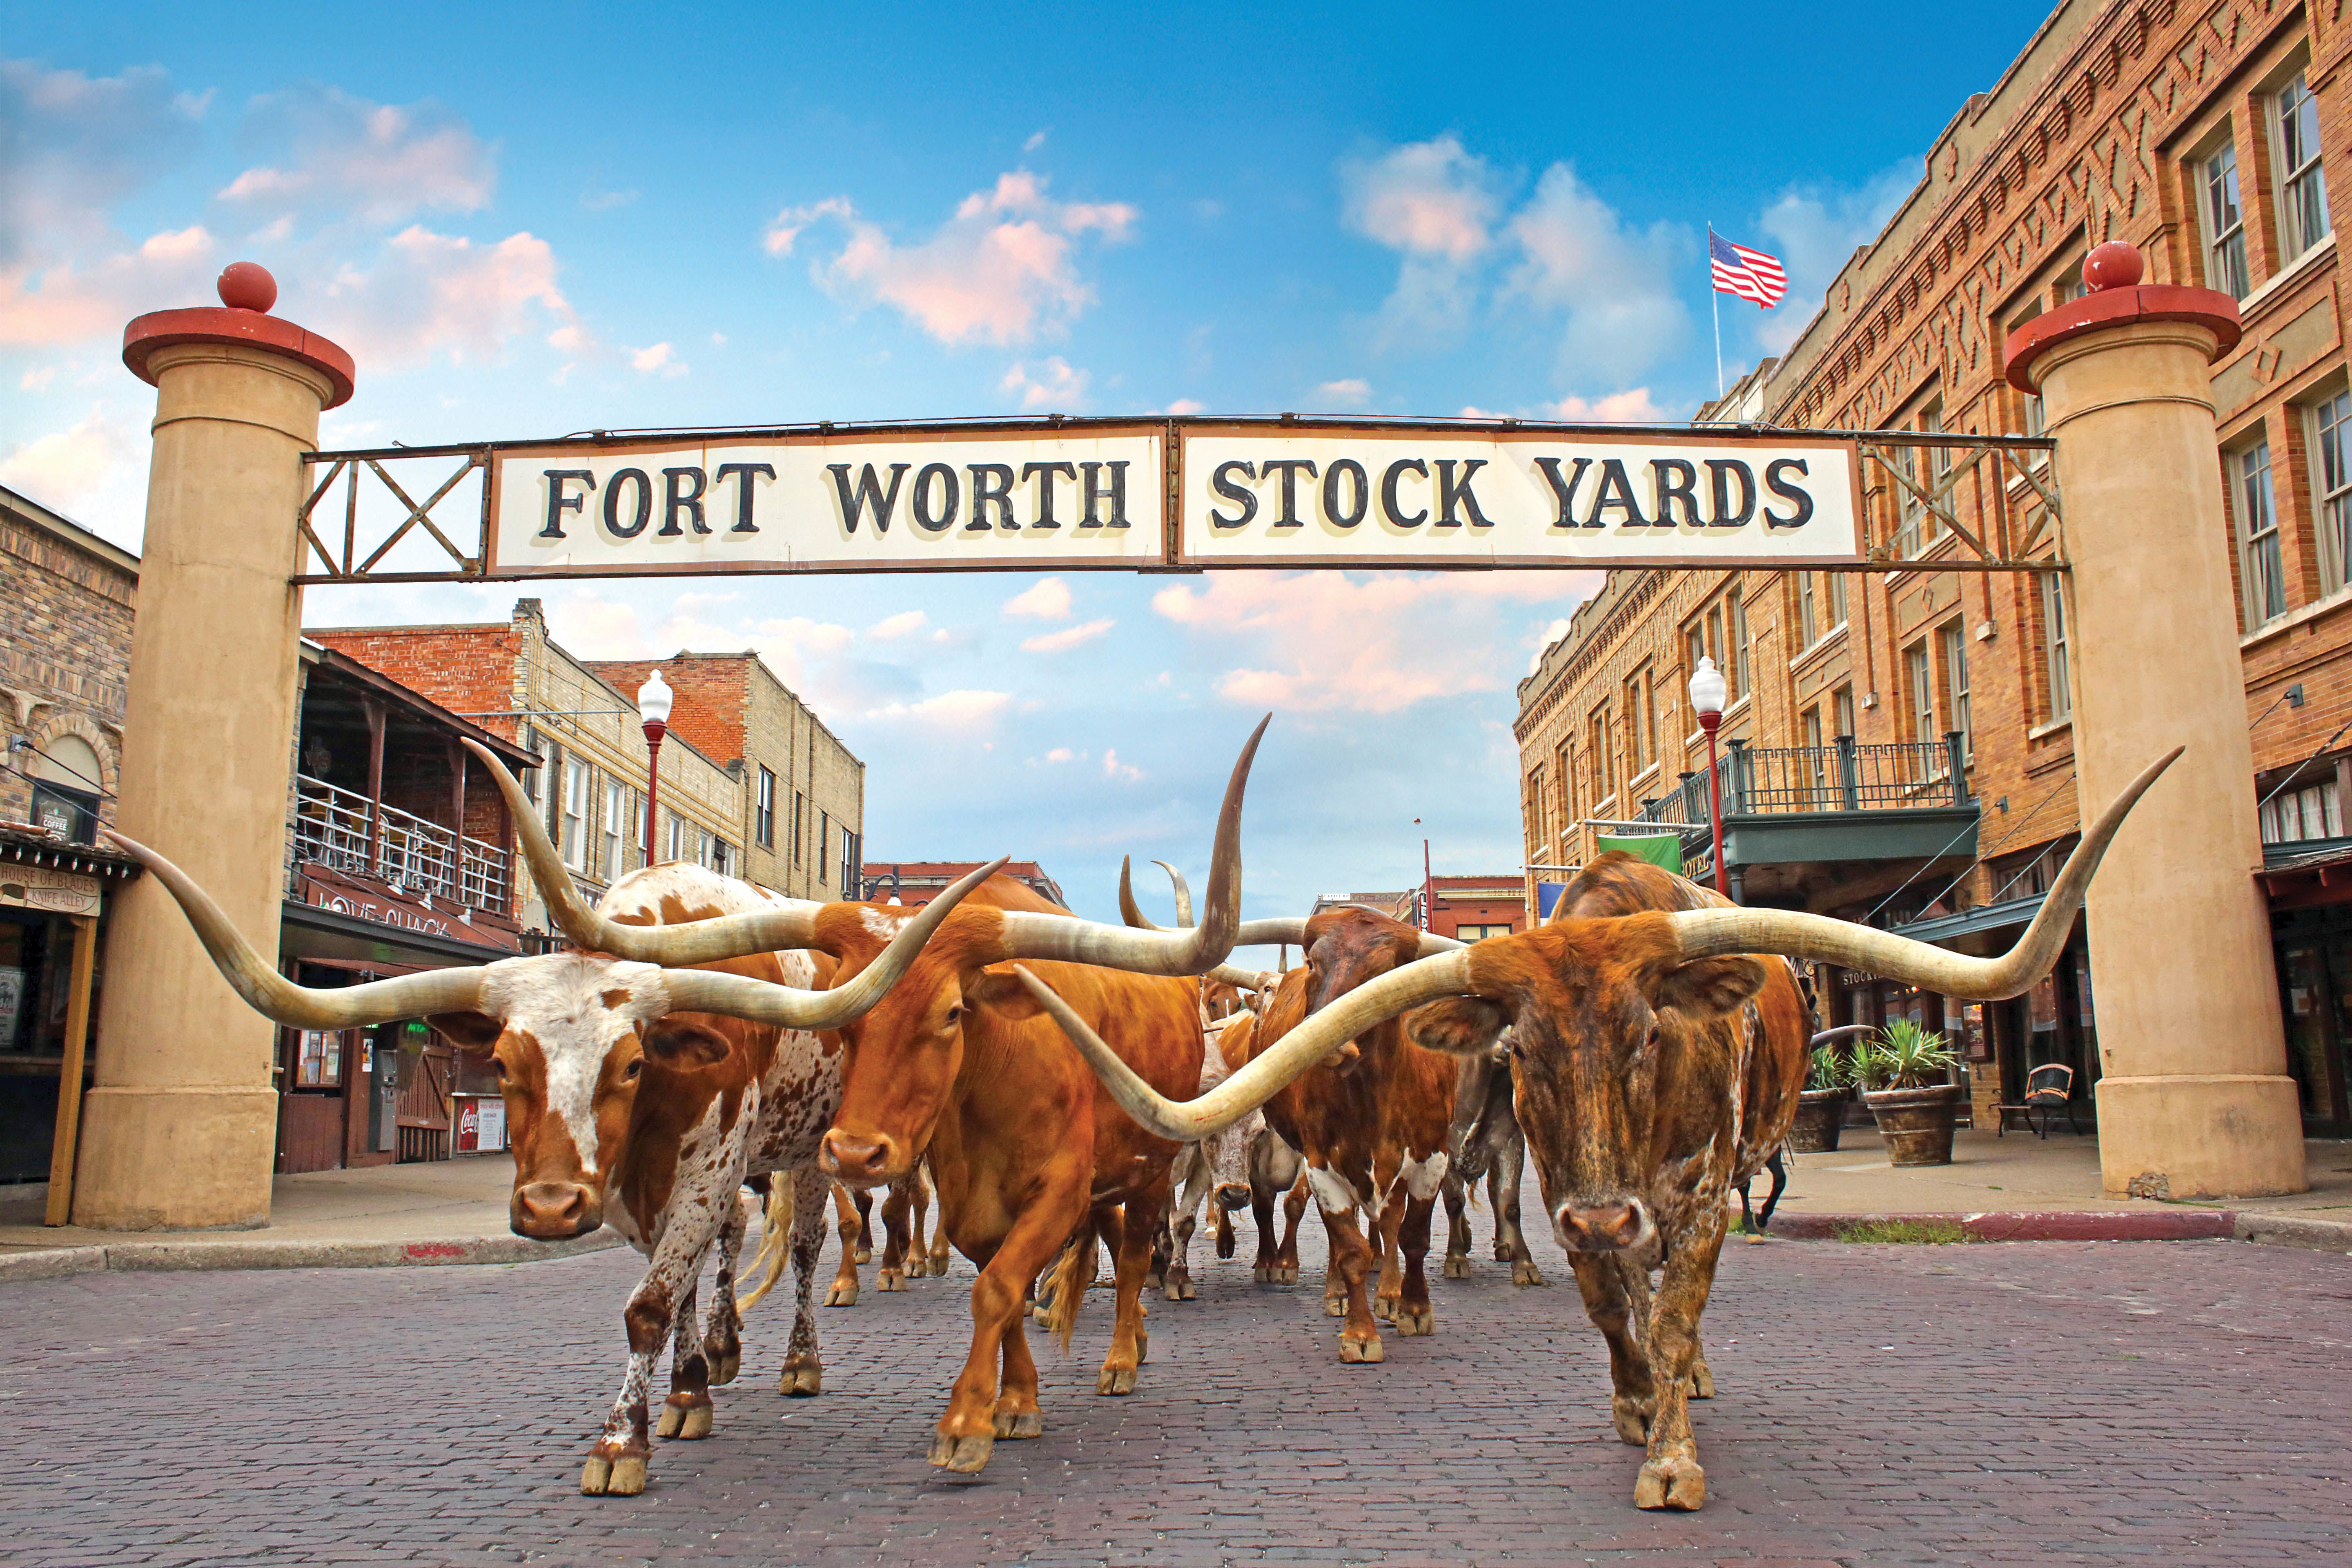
[109,720,2178,1512]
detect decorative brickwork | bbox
[0,486,136,835]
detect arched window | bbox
[30,733,105,843]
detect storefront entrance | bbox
[2272,911,2352,1133]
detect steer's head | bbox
[430,953,737,1239]
[1407,920,1764,1254]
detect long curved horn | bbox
[1157,860,1195,926]
[1115,858,1200,932]
[1810,1024,1877,1047]
[993,716,1267,973]
[465,738,999,989]
[1181,916,1466,960]
[1016,949,1477,1140]
[1667,746,2179,1000]
[103,829,486,1027]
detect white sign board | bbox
[488,426,1167,577]
[1176,427,1862,568]
[479,420,1864,576]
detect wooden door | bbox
[396,1040,454,1162]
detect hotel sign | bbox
[481,419,1863,577]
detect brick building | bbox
[1515,0,2352,1135]
[1,483,134,841]
[585,654,864,901]
[310,601,815,934]
[859,859,1068,909]
[1309,877,1526,940]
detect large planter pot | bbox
[1864,1084,1964,1166]
[1788,1088,1850,1153]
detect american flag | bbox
[1710,231,1787,308]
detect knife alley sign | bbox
[477,419,1865,578]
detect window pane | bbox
[2317,391,2352,592]
[2206,143,2249,299]
[2278,74,2330,258]
[2238,440,2285,626]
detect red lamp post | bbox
[1688,656,1728,896]
[638,670,673,866]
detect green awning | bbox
[1597,833,1683,875]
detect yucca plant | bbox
[1804,1042,1852,1091]
[1858,1019,1959,1091]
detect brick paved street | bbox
[8,1211,2349,1567]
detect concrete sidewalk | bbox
[0,1156,621,1281]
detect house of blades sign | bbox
[476,418,1866,578]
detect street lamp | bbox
[1414,817,1432,932]
[1688,656,1728,897]
[638,670,673,866]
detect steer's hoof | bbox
[1163,1274,1194,1302]
[1612,1397,1653,1447]
[853,1243,872,1264]
[928,1432,994,1473]
[1687,1360,1715,1400]
[1097,1363,1138,1396]
[655,1392,712,1441]
[1275,1263,1299,1284]
[1395,1305,1434,1336]
[826,1279,858,1308]
[1373,1294,1400,1322]
[1324,1295,1347,1318]
[878,1267,907,1292]
[931,1247,952,1274]
[1634,1457,1706,1511]
[992,1405,1044,1439]
[581,1448,648,1496]
[1145,1269,1166,1292]
[704,1344,741,1386]
[1441,1254,1472,1279]
[780,1356,823,1397]
[1252,1263,1273,1283]
[1337,1332,1384,1364]
[1512,1260,1547,1287]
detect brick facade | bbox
[1516,0,2352,1132]
[0,486,136,835]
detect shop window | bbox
[2234,438,2287,628]
[2041,573,2071,719]
[296,1028,345,1088]
[2273,71,2330,265]
[2261,779,2344,844]
[2311,388,2352,592]
[2203,138,2251,300]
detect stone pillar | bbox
[72,264,354,1229]
[2006,242,2305,1198]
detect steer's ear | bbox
[1647,955,1768,1019]
[641,1017,735,1071]
[1405,996,1512,1056]
[429,1012,503,1053]
[965,964,1044,1020]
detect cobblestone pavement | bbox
[9,1206,2350,1567]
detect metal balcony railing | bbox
[1635,733,1970,829]
[287,773,511,912]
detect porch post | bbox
[73,263,353,1229]
[2006,241,2305,1198]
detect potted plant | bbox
[1788,1028,1868,1153]
[1858,1020,1964,1166]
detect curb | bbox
[2232,1211,2352,1254]
[0,1227,624,1283]
[1768,1210,2238,1243]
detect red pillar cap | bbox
[122,262,355,409]
[2003,242,2239,395]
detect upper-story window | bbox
[2312,388,2352,594]
[563,761,590,870]
[1941,621,1971,760]
[602,777,626,881]
[2203,138,2251,300]
[1728,585,1751,692]
[1906,641,1937,750]
[2233,436,2287,629]
[1891,400,1947,559]
[756,766,777,849]
[1797,574,1817,647]
[2274,70,2330,265]
[2041,573,2071,722]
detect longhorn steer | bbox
[1023,749,2177,1510]
[1441,1037,1544,1286]
[112,746,984,1499]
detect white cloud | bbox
[1003,577,1071,619]
[770,170,1136,346]
[1020,617,1114,654]
[1101,747,1142,783]
[0,224,217,347]
[19,365,57,391]
[864,688,1011,726]
[1341,136,1497,263]
[0,59,204,268]
[1528,616,1575,674]
[1044,746,1075,763]
[1312,378,1372,409]
[1153,570,1595,714]
[582,186,638,212]
[317,225,581,368]
[1503,163,1687,378]
[1161,398,1205,415]
[220,86,493,225]
[867,609,929,641]
[0,405,136,511]
[1024,129,1049,152]
[1541,388,1664,422]
[1001,355,1087,410]
[1753,159,1923,352]
[628,341,686,376]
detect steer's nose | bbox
[1554,1198,1652,1253]
[1214,1181,1252,1212]
[512,1181,601,1239]
[821,1129,902,1187]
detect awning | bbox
[280,899,519,969]
[1886,892,2047,945]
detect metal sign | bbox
[301,418,2057,584]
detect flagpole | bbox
[1709,223,1724,402]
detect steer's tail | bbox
[1039,1220,1099,1352]
[734,1171,795,1315]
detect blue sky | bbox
[1,1,2054,920]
